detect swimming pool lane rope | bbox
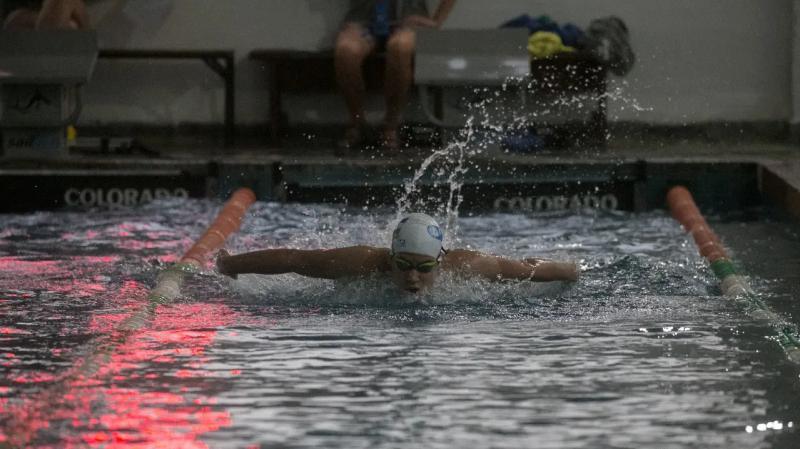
[666,186,800,364]
[85,187,257,374]
[0,188,256,448]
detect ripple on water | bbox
[0,202,798,448]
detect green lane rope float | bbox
[667,186,800,363]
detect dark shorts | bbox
[344,0,428,32]
[343,22,397,50]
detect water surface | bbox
[0,201,798,448]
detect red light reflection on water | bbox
[79,256,119,265]
[117,239,189,252]
[1,299,239,448]
[61,226,190,253]
[74,303,236,448]
[0,258,58,274]
[60,230,99,241]
[75,388,231,449]
[0,256,122,298]
[158,254,181,264]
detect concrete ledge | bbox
[760,161,800,221]
[0,153,778,216]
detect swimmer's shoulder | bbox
[441,248,482,268]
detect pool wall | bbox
[0,157,794,219]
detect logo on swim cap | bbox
[391,213,443,259]
[427,225,443,241]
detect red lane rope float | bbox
[666,186,800,364]
[117,188,256,330]
[182,188,256,268]
[667,186,729,263]
[0,188,257,448]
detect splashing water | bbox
[394,71,649,241]
[394,116,477,242]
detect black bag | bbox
[587,16,635,76]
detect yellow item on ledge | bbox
[527,31,576,59]
[66,125,77,146]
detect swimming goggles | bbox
[392,256,439,273]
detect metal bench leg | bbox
[203,55,235,148]
[596,78,608,149]
[268,62,283,146]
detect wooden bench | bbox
[249,49,607,147]
[98,49,236,147]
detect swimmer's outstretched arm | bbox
[216,246,390,280]
[444,250,578,282]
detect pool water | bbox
[0,200,798,448]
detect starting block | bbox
[415,28,530,87]
[413,28,530,133]
[0,30,97,158]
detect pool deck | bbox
[1,135,799,218]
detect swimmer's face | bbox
[390,252,439,294]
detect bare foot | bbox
[336,125,365,153]
[381,126,401,153]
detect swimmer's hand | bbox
[216,249,237,279]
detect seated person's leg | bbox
[383,27,416,150]
[36,0,89,29]
[334,22,376,149]
[3,8,39,29]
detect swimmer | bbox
[216,213,578,294]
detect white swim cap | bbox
[391,213,444,259]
